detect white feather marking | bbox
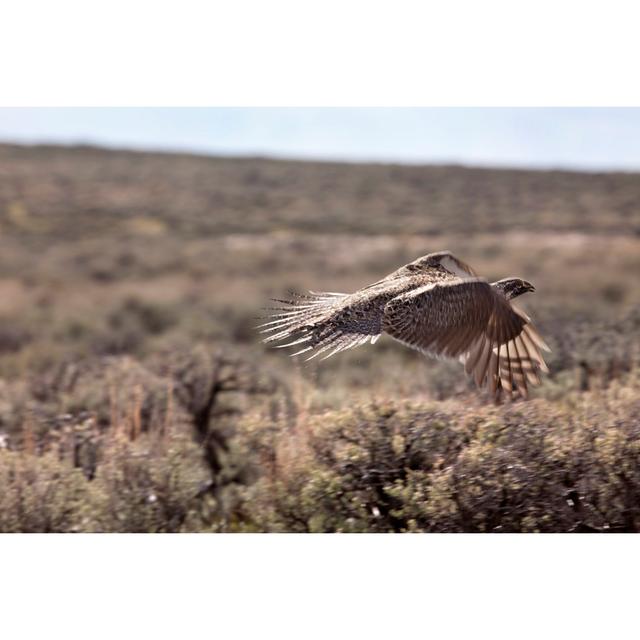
[439,255,474,278]
[274,336,312,348]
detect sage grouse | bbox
[260,251,549,399]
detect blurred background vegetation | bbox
[0,142,639,532]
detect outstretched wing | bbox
[258,289,386,361]
[382,278,549,399]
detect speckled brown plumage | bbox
[259,251,550,400]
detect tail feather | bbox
[259,290,379,360]
[259,291,346,347]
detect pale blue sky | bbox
[1,108,639,170]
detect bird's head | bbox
[492,278,536,300]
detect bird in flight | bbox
[259,251,549,400]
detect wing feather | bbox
[382,278,493,356]
[382,278,549,400]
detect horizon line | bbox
[2,137,639,175]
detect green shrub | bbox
[236,380,640,533]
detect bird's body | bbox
[260,251,550,400]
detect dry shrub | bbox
[0,449,91,532]
[26,356,189,440]
[236,375,640,532]
[2,364,640,532]
[0,424,211,533]
[0,347,279,532]
[90,426,211,532]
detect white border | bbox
[2,0,640,106]
[1,1,638,637]
[1,534,637,639]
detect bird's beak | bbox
[524,281,536,293]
